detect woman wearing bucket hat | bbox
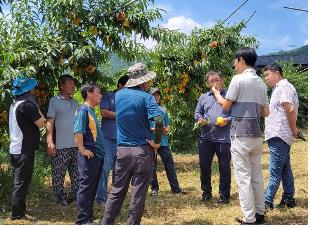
[103,63,164,225]
[9,76,46,221]
[149,87,187,197]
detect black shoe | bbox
[218,195,230,204]
[255,213,265,224]
[277,197,296,208]
[172,188,187,195]
[57,198,70,207]
[235,217,255,225]
[265,201,274,212]
[67,194,77,204]
[151,189,158,197]
[11,214,37,221]
[201,192,212,201]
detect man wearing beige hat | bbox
[102,63,164,225]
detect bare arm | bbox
[46,118,56,156]
[282,102,299,138]
[211,86,233,111]
[75,133,94,159]
[34,115,46,128]
[101,109,116,119]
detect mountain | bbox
[266,45,308,56]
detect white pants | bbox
[231,136,265,223]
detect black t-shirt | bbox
[16,100,42,151]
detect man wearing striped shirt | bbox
[212,47,269,225]
[263,63,299,211]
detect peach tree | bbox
[149,21,258,152]
[0,0,179,147]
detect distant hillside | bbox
[266,45,308,56]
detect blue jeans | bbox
[96,138,117,202]
[265,137,295,204]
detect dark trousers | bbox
[10,149,35,219]
[76,153,103,225]
[199,139,231,198]
[150,146,180,192]
[51,147,79,201]
[103,144,154,225]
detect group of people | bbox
[8,47,299,225]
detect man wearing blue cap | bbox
[9,76,46,220]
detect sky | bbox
[1,0,308,56]
[145,0,308,55]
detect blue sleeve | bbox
[150,120,156,129]
[164,111,169,127]
[146,95,164,119]
[74,109,87,134]
[100,92,110,110]
[195,95,204,120]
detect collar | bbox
[241,68,256,74]
[275,79,287,88]
[57,92,73,100]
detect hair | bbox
[263,62,283,76]
[235,47,257,67]
[58,74,74,89]
[81,82,99,100]
[205,70,223,82]
[117,75,129,87]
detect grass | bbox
[0,137,308,225]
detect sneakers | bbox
[276,197,296,209]
[217,195,230,204]
[97,200,106,209]
[265,201,274,212]
[151,189,158,197]
[56,198,70,207]
[11,214,37,221]
[172,188,187,195]
[235,214,265,225]
[67,194,77,204]
[201,192,212,201]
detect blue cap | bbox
[11,76,37,96]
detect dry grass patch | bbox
[0,138,308,225]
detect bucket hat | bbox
[11,76,37,96]
[125,63,156,87]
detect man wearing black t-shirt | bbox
[9,76,45,220]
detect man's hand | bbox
[163,127,169,134]
[211,86,220,95]
[80,149,94,159]
[146,139,160,151]
[292,127,299,139]
[198,117,208,126]
[47,141,56,157]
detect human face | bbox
[152,92,161,104]
[233,57,243,74]
[88,87,102,106]
[61,79,75,96]
[140,80,152,91]
[264,70,279,88]
[207,74,223,91]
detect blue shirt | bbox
[100,91,116,140]
[150,106,169,147]
[195,90,231,143]
[116,87,164,146]
[74,104,105,158]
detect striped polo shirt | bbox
[225,68,269,137]
[265,79,299,145]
